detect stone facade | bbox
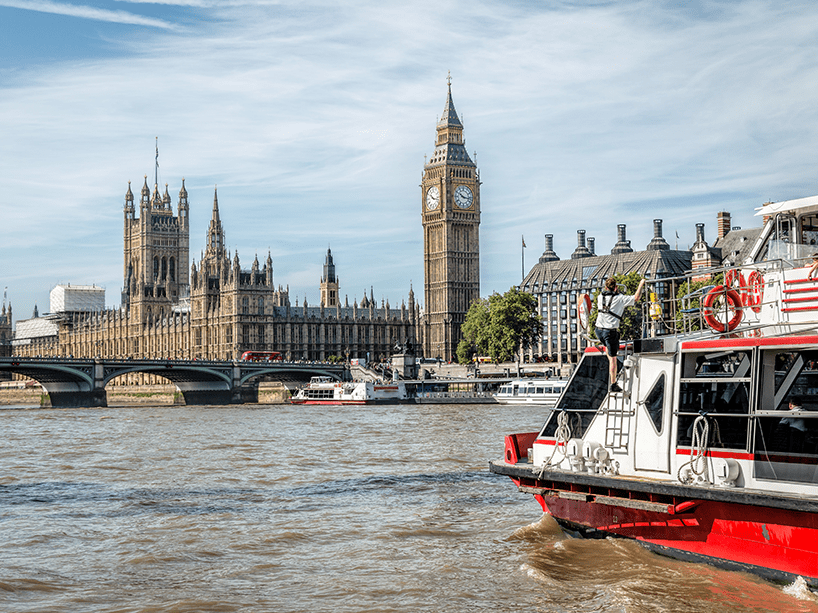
[13,177,418,365]
[422,78,480,361]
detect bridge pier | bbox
[45,389,108,408]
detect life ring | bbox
[702,285,743,333]
[578,293,592,331]
[724,269,747,305]
[746,270,763,313]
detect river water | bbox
[0,402,816,613]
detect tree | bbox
[457,288,542,363]
[588,272,645,341]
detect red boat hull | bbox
[531,491,818,584]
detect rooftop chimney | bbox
[587,237,595,255]
[571,229,593,259]
[611,224,633,255]
[539,233,559,263]
[717,212,731,240]
[647,219,670,251]
[695,223,706,243]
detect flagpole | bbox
[521,235,526,283]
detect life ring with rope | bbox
[702,285,743,333]
[578,293,592,331]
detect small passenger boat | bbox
[291,376,408,405]
[490,194,818,587]
[494,379,567,406]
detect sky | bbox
[3,0,818,321]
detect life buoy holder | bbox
[702,285,743,333]
[746,270,764,313]
[578,293,592,331]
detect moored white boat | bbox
[490,194,818,587]
[291,376,408,405]
[494,379,567,406]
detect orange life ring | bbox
[702,285,743,333]
[746,271,763,313]
[578,293,592,331]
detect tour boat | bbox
[291,376,408,404]
[494,379,567,407]
[490,195,818,587]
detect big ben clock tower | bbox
[422,76,480,360]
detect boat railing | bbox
[639,256,818,341]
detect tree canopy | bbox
[456,287,541,364]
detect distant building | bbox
[520,213,761,366]
[13,178,418,364]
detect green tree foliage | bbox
[587,272,645,341]
[457,288,542,363]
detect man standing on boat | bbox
[595,277,645,393]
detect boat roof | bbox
[754,194,818,217]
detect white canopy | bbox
[755,194,818,217]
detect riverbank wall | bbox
[0,382,291,407]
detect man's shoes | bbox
[610,383,623,393]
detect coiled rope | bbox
[677,413,721,484]
[538,411,574,477]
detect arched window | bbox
[161,257,167,282]
[169,257,176,282]
[153,257,159,281]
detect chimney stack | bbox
[647,219,670,251]
[611,224,633,255]
[539,234,559,263]
[571,230,593,259]
[717,212,731,240]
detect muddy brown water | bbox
[0,403,815,612]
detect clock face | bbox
[454,185,473,209]
[426,185,440,210]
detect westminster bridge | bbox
[0,357,349,407]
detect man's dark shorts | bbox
[596,327,620,357]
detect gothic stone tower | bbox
[421,78,480,360]
[319,247,339,307]
[122,176,190,320]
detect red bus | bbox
[241,351,283,362]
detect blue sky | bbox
[2,0,818,320]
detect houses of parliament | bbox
[8,81,481,363]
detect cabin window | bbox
[645,374,665,433]
[677,351,752,450]
[753,349,818,482]
[540,354,608,439]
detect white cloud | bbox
[2,1,818,317]
[0,0,179,28]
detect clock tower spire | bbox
[421,76,481,361]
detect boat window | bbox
[678,351,752,450]
[801,214,818,248]
[682,351,751,378]
[540,354,608,439]
[644,374,665,433]
[770,350,818,408]
[753,349,818,483]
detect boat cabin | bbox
[530,195,818,495]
